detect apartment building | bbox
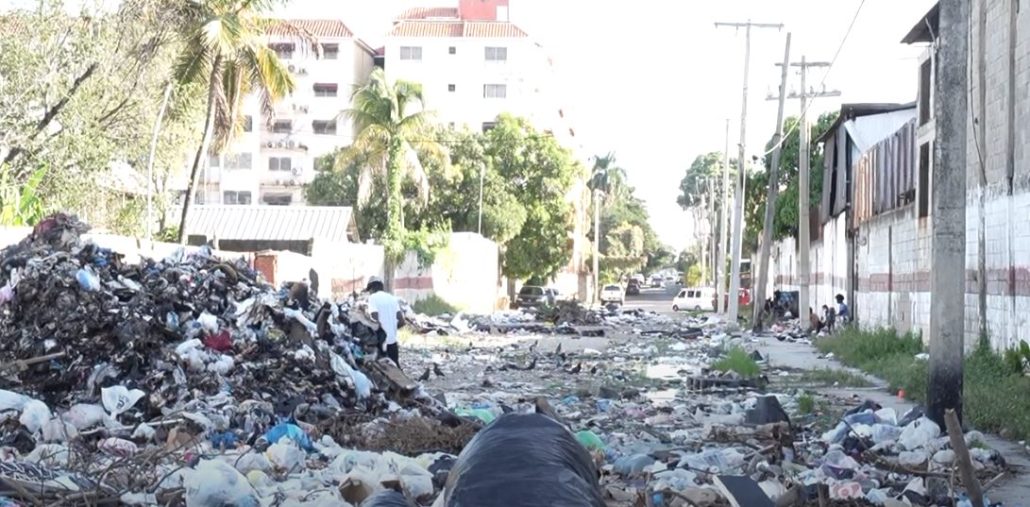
[384,1,574,142]
[196,19,375,207]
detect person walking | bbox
[366,276,404,368]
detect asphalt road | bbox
[622,284,681,317]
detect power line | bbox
[761,0,867,156]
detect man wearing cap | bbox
[366,276,404,368]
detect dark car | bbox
[626,280,641,296]
[513,286,557,309]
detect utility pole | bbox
[752,33,792,331]
[593,187,601,304]
[707,176,717,285]
[699,190,708,286]
[716,119,731,314]
[716,20,783,324]
[928,0,968,428]
[779,58,840,330]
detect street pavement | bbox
[623,284,684,317]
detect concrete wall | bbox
[769,213,849,316]
[392,232,500,313]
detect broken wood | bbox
[0,352,66,374]
[945,409,984,507]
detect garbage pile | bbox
[0,215,476,505]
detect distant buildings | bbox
[196,19,374,207]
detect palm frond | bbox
[172,32,211,87]
[245,41,294,121]
[400,139,430,204]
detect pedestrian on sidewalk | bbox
[366,276,404,368]
[835,294,850,325]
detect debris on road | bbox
[0,215,1010,506]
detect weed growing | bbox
[712,348,761,378]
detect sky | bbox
[2,0,936,251]
[279,0,936,252]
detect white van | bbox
[672,287,716,312]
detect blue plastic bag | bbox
[264,423,313,451]
[76,268,100,291]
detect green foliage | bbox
[685,264,702,287]
[645,245,676,275]
[485,115,580,281]
[402,227,450,268]
[412,294,460,316]
[0,164,47,226]
[797,394,816,415]
[817,328,1030,440]
[799,368,873,388]
[712,348,761,378]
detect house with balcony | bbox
[195,19,375,207]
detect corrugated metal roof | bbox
[186,206,358,242]
[388,20,528,38]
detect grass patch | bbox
[712,347,761,378]
[412,294,460,316]
[799,368,873,388]
[816,327,1030,440]
[797,394,815,415]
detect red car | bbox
[712,289,752,310]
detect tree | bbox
[0,0,190,229]
[759,112,839,240]
[588,152,624,291]
[338,67,445,258]
[485,115,580,281]
[174,0,297,242]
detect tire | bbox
[694,305,702,312]
[672,305,679,312]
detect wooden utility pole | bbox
[717,119,731,313]
[752,33,792,331]
[781,58,840,330]
[715,20,783,324]
[928,0,968,428]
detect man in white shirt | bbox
[366,276,404,368]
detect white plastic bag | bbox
[41,418,78,443]
[266,441,306,473]
[63,403,109,430]
[898,417,941,451]
[184,459,260,507]
[235,453,273,475]
[101,386,145,417]
[99,437,139,457]
[19,399,52,433]
[132,423,156,441]
[0,389,30,412]
[198,312,219,333]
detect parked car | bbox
[600,284,625,305]
[649,277,663,288]
[513,285,558,309]
[673,287,716,312]
[626,280,641,296]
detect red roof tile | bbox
[268,19,354,38]
[395,7,459,20]
[388,20,528,38]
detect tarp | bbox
[443,413,605,507]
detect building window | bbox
[482,122,496,132]
[272,120,292,134]
[448,46,456,55]
[269,157,292,172]
[919,59,932,126]
[400,46,422,61]
[270,43,295,60]
[223,191,252,205]
[448,84,456,92]
[262,193,293,206]
[208,155,220,168]
[321,43,339,60]
[312,120,337,135]
[243,115,253,133]
[313,83,338,97]
[918,142,931,218]
[224,153,252,170]
[483,84,506,99]
[485,46,507,62]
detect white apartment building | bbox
[384,0,575,147]
[196,19,375,207]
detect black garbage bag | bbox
[361,490,412,507]
[443,413,604,507]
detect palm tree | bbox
[587,153,624,298]
[174,0,297,243]
[337,67,443,254]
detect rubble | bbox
[0,214,1011,506]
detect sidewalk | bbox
[757,335,1030,505]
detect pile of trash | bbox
[0,215,478,504]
